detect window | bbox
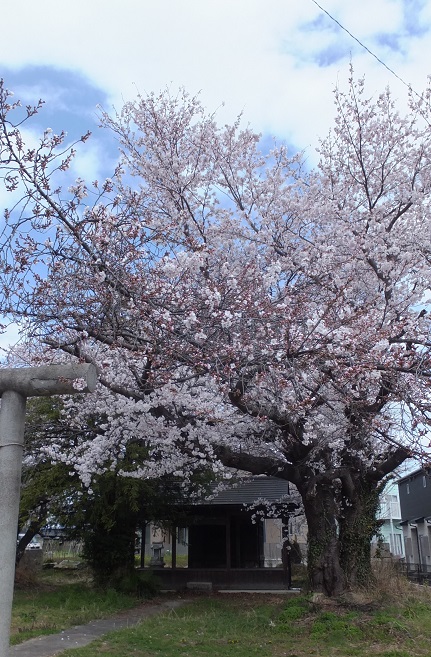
[389,533,403,556]
[389,495,400,518]
[379,494,401,519]
[407,483,410,495]
[423,476,427,488]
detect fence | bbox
[42,539,83,562]
[397,562,431,585]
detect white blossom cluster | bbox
[1,77,431,557]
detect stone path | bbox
[10,598,188,657]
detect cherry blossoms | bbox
[1,74,431,594]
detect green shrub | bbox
[109,569,161,598]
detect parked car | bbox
[17,534,43,550]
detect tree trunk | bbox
[16,503,48,567]
[338,478,382,588]
[213,443,403,598]
[16,523,41,567]
[298,480,346,596]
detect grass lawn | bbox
[11,564,431,656]
[52,587,431,657]
[11,569,140,646]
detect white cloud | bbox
[334,0,404,36]
[70,139,116,185]
[0,323,21,361]
[0,0,430,154]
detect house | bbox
[371,482,404,558]
[139,475,299,591]
[397,467,431,578]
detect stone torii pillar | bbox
[0,363,97,655]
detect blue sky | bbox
[2,0,430,147]
[1,0,431,350]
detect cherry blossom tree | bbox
[1,74,431,595]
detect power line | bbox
[310,0,414,93]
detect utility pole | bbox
[0,363,97,655]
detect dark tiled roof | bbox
[397,467,430,484]
[201,476,292,506]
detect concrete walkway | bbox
[10,598,188,657]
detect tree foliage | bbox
[16,397,78,565]
[1,72,431,595]
[18,397,214,585]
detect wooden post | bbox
[235,520,241,568]
[225,513,231,569]
[0,363,97,655]
[171,525,177,569]
[282,517,292,589]
[140,523,146,569]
